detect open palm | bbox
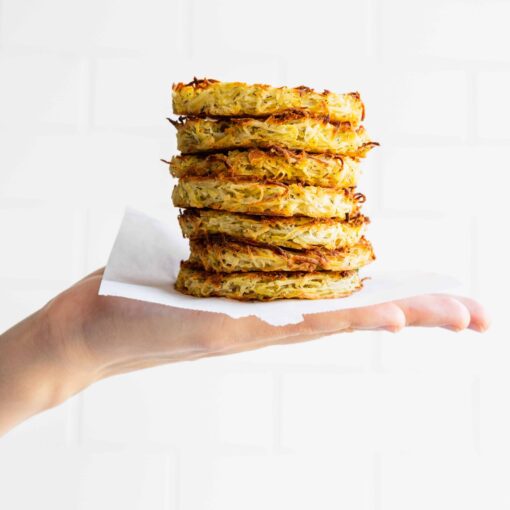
[50,268,490,381]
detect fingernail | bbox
[473,321,490,333]
[445,325,464,332]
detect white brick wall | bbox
[208,453,373,510]
[0,53,84,128]
[0,0,508,508]
[379,70,469,142]
[380,452,482,509]
[282,373,473,454]
[191,0,373,62]
[381,0,510,62]
[477,71,510,140]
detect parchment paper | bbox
[99,208,461,326]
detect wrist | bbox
[0,305,95,435]
[42,297,102,401]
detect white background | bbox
[0,0,509,508]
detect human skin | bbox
[0,268,489,437]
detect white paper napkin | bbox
[99,208,461,326]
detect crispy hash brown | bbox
[188,236,375,273]
[172,177,364,218]
[172,78,365,126]
[179,209,369,250]
[168,147,360,188]
[176,263,363,301]
[171,113,377,156]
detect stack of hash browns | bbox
[167,78,378,301]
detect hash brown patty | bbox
[188,236,375,273]
[175,263,363,301]
[168,147,360,188]
[178,209,369,250]
[172,177,364,218]
[172,78,365,126]
[171,113,377,156]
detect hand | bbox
[0,268,489,436]
[52,268,489,375]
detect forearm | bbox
[0,309,90,437]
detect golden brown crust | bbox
[188,236,375,273]
[175,263,363,301]
[172,177,363,218]
[172,78,365,126]
[168,147,361,189]
[171,114,377,156]
[179,209,369,250]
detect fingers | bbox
[393,295,470,331]
[391,294,490,332]
[285,294,489,338]
[445,295,490,332]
